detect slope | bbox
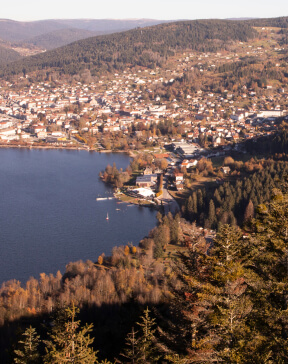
[26,28,99,50]
[0,44,22,65]
[0,19,70,42]
[0,18,170,43]
[246,16,288,28]
[0,19,257,78]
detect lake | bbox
[0,148,157,283]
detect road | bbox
[159,176,180,214]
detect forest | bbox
[183,158,288,228]
[4,133,288,362]
[8,190,288,363]
[0,45,22,66]
[246,16,288,28]
[3,149,288,361]
[0,19,257,78]
[245,129,288,155]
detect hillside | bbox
[0,44,22,65]
[26,28,99,50]
[0,19,257,78]
[246,16,288,28]
[0,18,169,43]
[52,18,170,32]
[0,19,69,42]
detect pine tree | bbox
[158,247,218,363]
[212,224,243,262]
[196,189,204,210]
[209,225,253,362]
[243,199,254,222]
[162,192,288,362]
[170,213,181,245]
[213,189,222,206]
[186,195,193,220]
[120,327,139,363]
[120,308,159,364]
[14,326,40,364]
[192,191,198,216]
[44,304,98,364]
[207,199,216,229]
[136,307,158,363]
[244,190,288,361]
[160,224,256,363]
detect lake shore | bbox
[0,148,157,283]
[0,142,133,155]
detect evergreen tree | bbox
[44,304,98,364]
[192,192,198,216]
[120,308,159,364]
[243,199,254,222]
[209,225,253,362]
[170,213,181,245]
[186,196,193,220]
[213,189,222,206]
[136,307,158,363]
[159,247,218,363]
[120,327,139,363]
[196,189,204,210]
[207,199,216,229]
[244,190,288,362]
[153,243,164,259]
[161,225,255,362]
[14,326,40,364]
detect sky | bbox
[2,0,288,21]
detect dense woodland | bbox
[26,28,98,51]
[0,20,257,78]
[246,16,288,28]
[184,159,288,228]
[0,45,22,66]
[0,213,196,362]
[7,190,288,363]
[245,129,288,155]
[0,244,167,361]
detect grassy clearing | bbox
[168,189,190,206]
[115,192,157,206]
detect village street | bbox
[160,175,179,214]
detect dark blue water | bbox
[0,148,157,283]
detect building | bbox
[257,110,283,118]
[221,166,231,174]
[174,172,184,182]
[172,142,199,157]
[136,174,158,188]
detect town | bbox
[1,26,288,204]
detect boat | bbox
[106,213,109,220]
[96,197,115,201]
[116,208,121,211]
